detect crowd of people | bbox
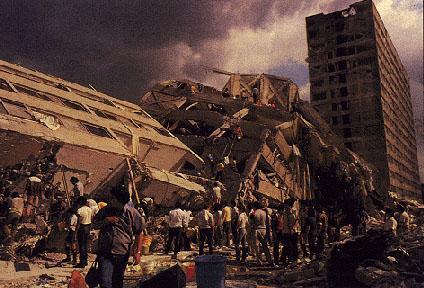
[164,195,412,268]
[164,198,338,267]
[0,163,147,288]
[0,158,412,287]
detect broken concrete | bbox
[140,75,377,223]
[0,60,205,208]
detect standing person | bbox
[197,203,214,255]
[93,186,144,288]
[62,205,78,265]
[213,203,223,249]
[280,203,298,264]
[252,202,274,266]
[383,208,397,235]
[70,177,84,199]
[264,201,273,245]
[7,191,24,239]
[316,209,328,259]
[212,182,222,205]
[215,162,225,182]
[221,201,232,247]
[328,205,341,243]
[247,203,256,258]
[299,203,309,259]
[272,205,285,266]
[231,201,239,248]
[351,205,366,237]
[24,172,42,220]
[181,209,192,251]
[165,202,187,257]
[74,196,92,268]
[235,205,248,263]
[396,205,409,234]
[305,205,317,259]
[288,202,300,263]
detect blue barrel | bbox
[195,255,227,288]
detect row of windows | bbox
[0,96,174,142]
[0,97,114,139]
[327,44,373,59]
[308,19,357,40]
[382,103,417,150]
[374,21,408,86]
[389,171,418,192]
[331,101,349,111]
[331,114,351,125]
[0,65,138,111]
[387,149,418,179]
[0,79,166,136]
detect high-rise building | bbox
[306,0,421,201]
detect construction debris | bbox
[140,74,376,224]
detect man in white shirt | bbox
[181,209,192,251]
[235,205,248,262]
[63,206,78,265]
[75,196,92,268]
[165,202,187,256]
[70,177,84,199]
[396,205,409,234]
[212,182,222,204]
[197,203,214,255]
[383,208,397,235]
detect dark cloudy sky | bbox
[0,0,423,177]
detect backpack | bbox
[96,207,134,254]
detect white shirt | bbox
[77,206,92,225]
[397,212,409,232]
[184,210,191,225]
[212,186,221,198]
[238,212,248,229]
[383,217,397,234]
[87,199,99,217]
[214,210,223,227]
[168,208,187,228]
[197,209,214,229]
[70,214,78,231]
[29,176,42,183]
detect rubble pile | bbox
[0,146,66,260]
[0,59,210,275]
[140,75,376,224]
[327,204,424,288]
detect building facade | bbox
[306,0,421,200]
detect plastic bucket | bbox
[184,263,196,282]
[142,236,152,246]
[195,255,226,288]
[141,236,152,255]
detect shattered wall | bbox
[0,60,204,206]
[140,77,377,222]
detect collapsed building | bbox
[140,71,377,222]
[0,60,205,209]
[0,57,378,224]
